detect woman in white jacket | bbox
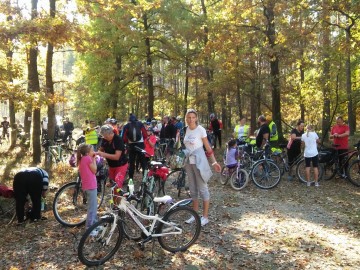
[183,109,221,226]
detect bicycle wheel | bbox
[251,160,281,189]
[53,182,87,227]
[322,161,336,181]
[97,179,106,208]
[296,159,324,183]
[220,167,230,185]
[61,147,73,163]
[78,216,123,266]
[347,160,360,187]
[229,168,249,191]
[270,154,286,176]
[0,197,16,224]
[119,210,142,241]
[164,169,188,200]
[136,190,155,216]
[157,206,201,252]
[42,150,56,168]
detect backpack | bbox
[127,121,142,142]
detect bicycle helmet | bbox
[176,116,181,121]
[210,113,215,119]
[109,118,117,124]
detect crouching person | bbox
[13,167,49,225]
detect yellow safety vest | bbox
[85,129,98,145]
[269,121,278,141]
[234,125,250,140]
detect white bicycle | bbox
[77,184,201,266]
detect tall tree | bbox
[28,0,41,163]
[46,0,56,141]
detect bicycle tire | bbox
[119,210,142,241]
[229,168,249,191]
[296,159,324,183]
[251,160,281,189]
[0,196,16,224]
[164,169,188,200]
[42,150,56,168]
[322,161,336,181]
[78,216,123,266]
[53,182,87,227]
[136,190,155,216]
[270,154,286,176]
[220,166,230,185]
[157,206,201,253]
[347,160,360,187]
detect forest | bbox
[0,0,359,162]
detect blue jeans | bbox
[84,189,98,229]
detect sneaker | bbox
[306,182,311,187]
[185,216,195,224]
[315,182,319,187]
[201,217,209,226]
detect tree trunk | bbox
[321,0,331,140]
[345,28,355,135]
[111,54,121,118]
[28,0,41,163]
[200,0,215,115]
[183,40,190,118]
[143,13,154,119]
[264,1,283,141]
[46,0,56,141]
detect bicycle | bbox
[155,138,174,161]
[220,143,250,191]
[41,139,73,168]
[270,144,304,177]
[135,146,174,215]
[52,159,108,227]
[250,141,282,189]
[320,141,360,185]
[77,185,200,267]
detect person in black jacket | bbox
[159,116,177,155]
[122,114,148,179]
[13,167,49,224]
[62,117,74,142]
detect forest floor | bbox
[0,143,360,270]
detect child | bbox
[144,127,157,164]
[77,144,98,230]
[226,139,238,169]
[301,125,320,187]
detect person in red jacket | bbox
[329,116,350,176]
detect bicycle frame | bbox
[103,192,186,245]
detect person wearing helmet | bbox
[266,115,278,147]
[209,113,222,148]
[1,116,10,140]
[109,118,119,135]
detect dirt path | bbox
[1,167,360,270]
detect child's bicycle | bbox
[220,143,250,191]
[77,184,201,267]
